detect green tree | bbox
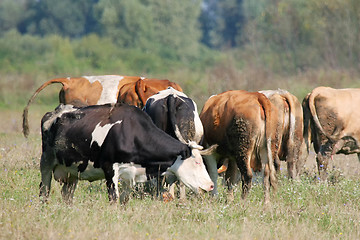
[200,0,245,49]
[95,0,202,61]
[19,0,98,37]
[0,0,27,35]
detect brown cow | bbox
[22,75,182,137]
[200,90,278,204]
[118,78,183,108]
[303,86,360,180]
[259,89,307,179]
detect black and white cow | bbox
[39,103,214,204]
[144,87,204,144]
[143,87,205,199]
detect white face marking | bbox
[164,149,213,193]
[91,120,122,147]
[42,105,77,132]
[83,75,125,104]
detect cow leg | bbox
[168,181,186,200]
[317,141,334,180]
[286,157,296,179]
[39,153,55,203]
[120,180,132,204]
[224,159,239,189]
[178,181,186,200]
[236,156,253,200]
[169,183,176,199]
[103,163,119,204]
[262,163,272,205]
[224,159,239,201]
[61,179,78,204]
[204,155,218,196]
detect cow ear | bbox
[181,146,191,160]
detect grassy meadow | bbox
[1,101,360,240]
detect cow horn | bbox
[187,141,203,150]
[199,144,218,155]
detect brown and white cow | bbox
[200,90,278,204]
[22,75,182,137]
[259,89,307,179]
[302,86,360,180]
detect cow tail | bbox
[308,89,335,141]
[283,91,303,163]
[22,78,69,138]
[258,93,278,190]
[302,94,312,154]
[135,79,147,108]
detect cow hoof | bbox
[162,192,174,203]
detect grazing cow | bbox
[22,75,182,137]
[200,90,278,204]
[259,89,307,178]
[302,86,360,180]
[118,79,183,108]
[39,103,214,204]
[143,87,206,199]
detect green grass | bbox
[1,110,360,240]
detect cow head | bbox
[163,142,216,193]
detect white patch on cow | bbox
[113,162,147,186]
[174,125,187,143]
[42,104,77,132]
[192,101,204,143]
[148,87,188,104]
[83,75,125,104]
[91,120,122,147]
[112,163,121,200]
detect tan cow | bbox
[200,90,278,204]
[259,89,307,179]
[118,78,183,108]
[22,75,182,137]
[303,86,360,180]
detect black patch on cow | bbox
[224,117,251,161]
[337,136,359,154]
[144,93,197,144]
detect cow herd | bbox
[22,75,360,205]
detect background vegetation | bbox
[1,1,360,239]
[1,0,360,109]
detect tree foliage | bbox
[0,0,360,76]
[18,0,98,37]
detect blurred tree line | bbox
[1,0,360,104]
